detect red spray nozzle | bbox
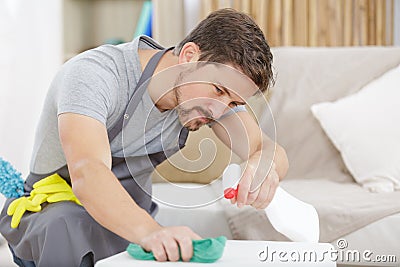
[224,185,239,199]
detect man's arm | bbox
[211,110,289,209]
[59,113,200,261]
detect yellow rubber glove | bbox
[7,196,44,228]
[7,173,81,228]
[47,191,81,205]
[32,173,65,188]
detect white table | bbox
[96,240,336,267]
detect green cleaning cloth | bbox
[126,236,227,263]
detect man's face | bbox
[160,45,259,131]
[174,82,247,131]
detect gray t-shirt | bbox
[30,36,246,175]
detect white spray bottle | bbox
[222,164,320,243]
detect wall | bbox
[63,0,145,60]
[0,0,63,176]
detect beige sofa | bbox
[152,46,400,266]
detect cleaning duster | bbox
[0,157,24,198]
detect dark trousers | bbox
[9,245,93,267]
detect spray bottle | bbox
[222,164,320,243]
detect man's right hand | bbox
[139,226,201,262]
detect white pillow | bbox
[311,64,400,192]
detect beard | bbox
[174,88,214,131]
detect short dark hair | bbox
[174,8,274,93]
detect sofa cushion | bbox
[311,64,400,192]
[152,126,242,183]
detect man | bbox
[0,8,288,267]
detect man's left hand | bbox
[231,153,280,210]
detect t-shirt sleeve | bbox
[56,59,117,126]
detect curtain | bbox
[153,0,395,47]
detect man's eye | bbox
[214,86,223,94]
[230,102,238,107]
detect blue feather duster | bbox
[0,157,24,198]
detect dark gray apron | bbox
[0,48,189,267]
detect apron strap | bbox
[108,47,174,143]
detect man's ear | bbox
[178,42,200,63]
